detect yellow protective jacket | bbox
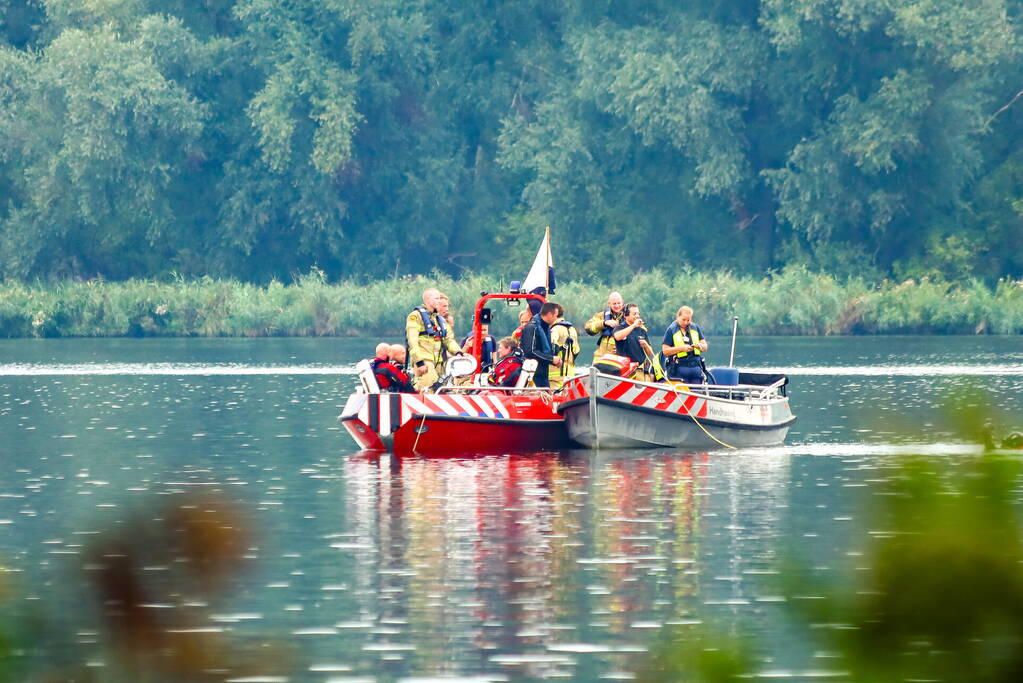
[405,306,460,367]
[584,308,623,355]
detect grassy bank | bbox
[1,267,1022,338]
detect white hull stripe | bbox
[616,384,647,403]
[378,396,390,435]
[403,394,431,416]
[487,395,510,418]
[450,394,480,417]
[666,394,687,413]
[473,396,496,418]
[642,390,666,409]
[429,395,460,416]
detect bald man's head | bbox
[388,344,407,364]
[422,288,441,309]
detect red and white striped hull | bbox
[558,370,795,449]
[340,391,571,454]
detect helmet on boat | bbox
[444,354,478,379]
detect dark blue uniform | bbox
[462,333,497,370]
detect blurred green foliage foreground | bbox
[642,397,1023,683]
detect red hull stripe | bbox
[696,399,708,418]
[654,391,675,410]
[603,379,633,401]
[631,386,659,407]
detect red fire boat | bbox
[340,291,572,454]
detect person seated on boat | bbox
[461,322,498,370]
[584,291,626,357]
[661,305,708,384]
[512,309,531,341]
[520,302,563,388]
[488,337,525,387]
[406,287,462,392]
[372,345,415,393]
[549,304,579,390]
[389,343,408,368]
[612,303,657,381]
[369,342,390,371]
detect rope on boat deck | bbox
[643,348,736,450]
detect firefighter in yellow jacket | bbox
[406,288,462,392]
[584,291,625,357]
[549,304,580,390]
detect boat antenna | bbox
[728,316,739,367]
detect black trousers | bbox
[532,363,550,387]
[668,364,702,383]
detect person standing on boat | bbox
[612,303,656,381]
[520,302,563,388]
[549,304,579,390]
[661,306,708,384]
[584,291,626,356]
[406,288,461,392]
[437,294,455,339]
[512,309,531,341]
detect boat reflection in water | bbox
[336,447,793,680]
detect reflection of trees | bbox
[342,450,716,677]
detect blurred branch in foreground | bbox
[2,493,295,682]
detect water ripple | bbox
[755,364,1023,376]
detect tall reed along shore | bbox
[2,268,1022,338]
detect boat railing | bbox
[678,383,782,401]
[437,383,556,396]
[589,368,787,402]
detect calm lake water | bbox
[1,335,1022,682]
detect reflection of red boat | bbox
[340,291,572,454]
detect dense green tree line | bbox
[1,0,1022,285]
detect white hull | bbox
[559,369,795,450]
